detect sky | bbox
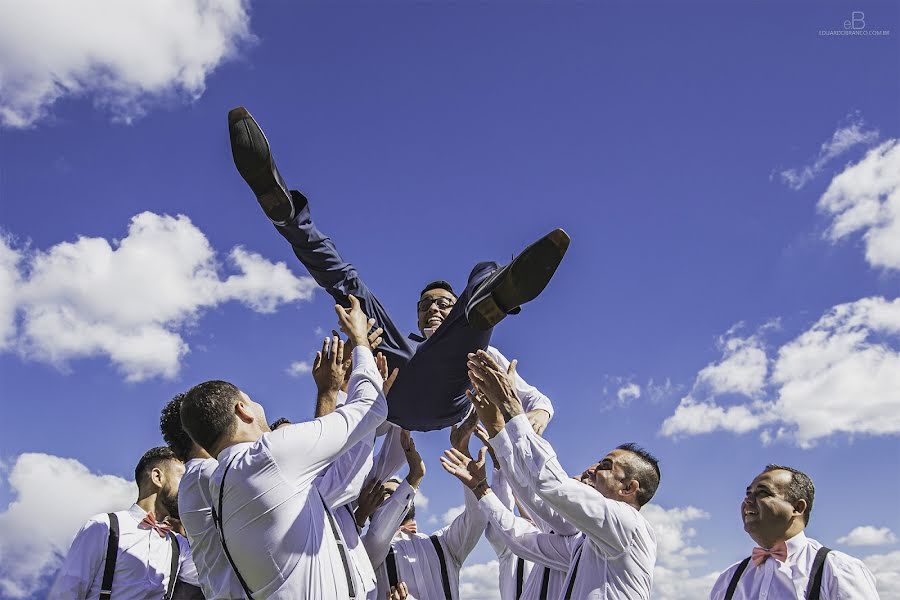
[0,1,898,598]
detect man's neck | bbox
[136,493,160,517]
[752,523,805,549]
[187,443,212,461]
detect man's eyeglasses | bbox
[417,297,456,312]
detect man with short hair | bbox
[457,350,660,599]
[709,464,879,600]
[179,296,387,599]
[228,107,565,432]
[161,393,239,599]
[360,413,489,600]
[50,447,196,599]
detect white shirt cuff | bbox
[504,413,533,443]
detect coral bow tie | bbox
[140,513,172,538]
[399,522,418,535]
[751,542,788,567]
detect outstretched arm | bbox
[269,296,387,487]
[471,350,643,555]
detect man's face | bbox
[588,449,633,501]
[159,459,185,519]
[742,470,800,541]
[416,289,457,336]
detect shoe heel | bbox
[468,294,506,330]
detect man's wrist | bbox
[471,479,492,499]
[406,472,424,488]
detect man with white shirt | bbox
[179,296,387,599]
[709,464,879,600]
[50,447,197,599]
[228,106,567,432]
[361,415,489,600]
[461,350,660,600]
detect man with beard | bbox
[50,447,200,599]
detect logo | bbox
[844,11,866,30]
[819,11,891,37]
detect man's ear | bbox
[792,498,808,521]
[235,400,255,424]
[621,478,640,499]
[149,466,164,490]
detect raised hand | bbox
[449,408,479,457]
[354,478,386,528]
[335,294,371,348]
[388,582,409,599]
[467,350,524,420]
[466,388,505,438]
[401,429,425,488]
[313,335,348,395]
[474,424,500,468]
[439,446,488,491]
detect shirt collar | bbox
[784,530,808,558]
[127,503,148,522]
[216,441,253,464]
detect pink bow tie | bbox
[751,541,788,567]
[139,513,172,538]
[399,522,418,535]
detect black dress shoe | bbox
[228,107,295,223]
[465,228,570,331]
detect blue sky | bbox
[1,1,898,598]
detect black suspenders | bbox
[562,538,585,600]
[805,547,832,600]
[723,557,752,600]
[429,535,454,599]
[99,513,119,599]
[538,566,552,600]
[724,546,832,600]
[211,454,358,599]
[514,557,525,599]
[386,546,400,589]
[99,512,180,600]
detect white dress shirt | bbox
[490,414,657,600]
[709,531,879,600]
[486,468,534,600]
[365,482,488,599]
[49,503,194,599]
[178,457,244,600]
[486,346,554,419]
[208,346,387,599]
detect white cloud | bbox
[695,326,770,398]
[862,550,900,599]
[645,377,680,403]
[838,526,898,547]
[286,361,312,377]
[818,139,900,271]
[3,212,316,381]
[616,383,641,405]
[779,115,880,190]
[661,297,900,447]
[0,453,135,599]
[641,504,721,600]
[0,236,22,350]
[414,490,429,511]
[0,0,254,127]
[458,560,501,600]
